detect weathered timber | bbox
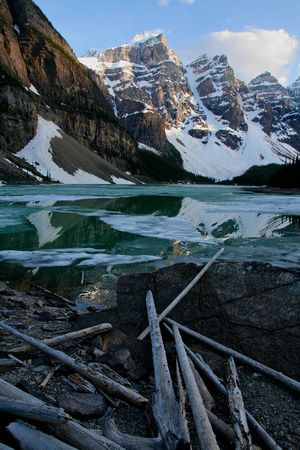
[175,358,190,440]
[8,354,34,371]
[163,322,281,450]
[188,356,215,411]
[206,410,235,444]
[101,408,163,449]
[226,357,252,449]
[0,321,148,409]
[0,443,13,449]
[39,368,58,389]
[6,421,77,450]
[145,290,190,449]
[65,373,97,393]
[173,324,219,450]
[0,377,123,450]
[138,248,224,340]
[10,323,112,354]
[0,396,70,424]
[164,317,300,394]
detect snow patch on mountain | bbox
[16,116,133,184]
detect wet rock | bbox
[56,392,107,420]
[34,310,54,322]
[92,329,152,379]
[17,380,56,406]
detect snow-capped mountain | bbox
[80,32,300,181]
[287,77,300,108]
[80,32,204,154]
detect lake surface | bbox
[0,184,299,308]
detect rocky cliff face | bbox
[0,0,138,183]
[80,32,205,153]
[187,54,247,131]
[240,72,300,149]
[82,34,300,180]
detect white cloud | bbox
[179,28,298,86]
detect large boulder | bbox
[73,261,300,380]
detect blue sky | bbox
[34,0,300,86]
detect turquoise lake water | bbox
[0,184,299,307]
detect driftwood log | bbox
[172,324,219,450]
[0,377,123,450]
[138,247,224,340]
[145,290,190,449]
[101,408,163,450]
[0,396,70,424]
[0,321,148,409]
[163,321,281,450]
[188,356,215,411]
[9,323,112,354]
[0,443,13,449]
[165,318,300,394]
[226,357,252,449]
[175,358,191,440]
[6,421,77,450]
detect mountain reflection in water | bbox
[0,184,299,307]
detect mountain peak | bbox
[248,71,292,106]
[81,47,103,58]
[249,71,278,86]
[125,30,163,47]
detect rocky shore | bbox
[0,260,299,449]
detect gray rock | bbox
[72,261,300,379]
[57,392,107,420]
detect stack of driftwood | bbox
[0,248,300,449]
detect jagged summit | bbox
[80,32,199,153]
[249,72,292,105]
[125,30,163,46]
[187,53,246,131]
[81,47,102,58]
[96,31,181,67]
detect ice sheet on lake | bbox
[0,248,161,268]
[100,213,217,244]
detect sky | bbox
[33,0,300,86]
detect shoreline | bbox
[243,186,300,195]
